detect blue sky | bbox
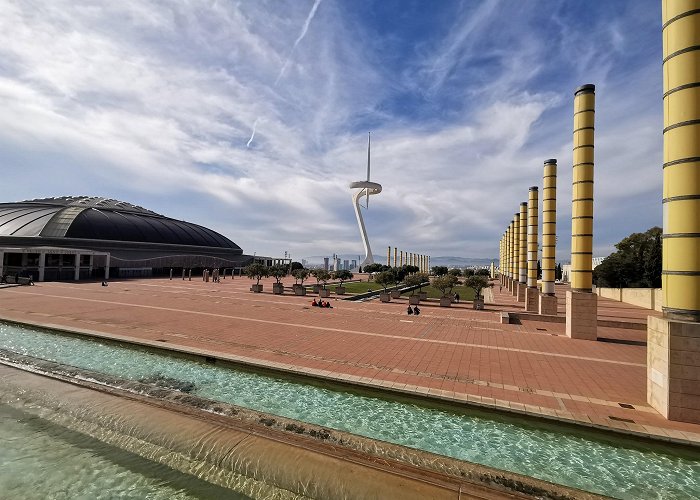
[0,0,662,261]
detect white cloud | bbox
[0,0,663,262]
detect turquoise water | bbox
[1,321,699,499]
[0,403,248,499]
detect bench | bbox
[499,312,511,324]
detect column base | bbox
[525,287,538,312]
[516,282,526,302]
[648,316,700,424]
[565,291,597,340]
[539,294,557,316]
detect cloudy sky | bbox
[0,0,662,262]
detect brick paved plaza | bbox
[1,276,698,445]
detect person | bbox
[101,280,108,286]
[324,301,333,308]
[413,306,420,315]
[312,299,318,306]
[499,285,503,292]
[407,305,413,315]
[454,292,460,303]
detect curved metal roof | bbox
[0,196,240,250]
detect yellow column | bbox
[518,202,528,284]
[540,159,558,315]
[508,222,514,280]
[400,251,403,267]
[662,1,700,321]
[506,223,512,280]
[541,159,557,295]
[646,1,700,424]
[512,213,520,285]
[393,247,397,267]
[527,188,539,288]
[566,84,597,340]
[570,84,595,292]
[387,246,391,267]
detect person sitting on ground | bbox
[407,305,413,315]
[324,301,333,308]
[312,299,318,306]
[413,306,420,315]
[101,281,108,287]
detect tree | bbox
[476,268,490,277]
[537,260,542,279]
[311,269,331,289]
[593,227,662,288]
[244,263,269,285]
[392,267,407,288]
[448,268,463,277]
[269,264,287,284]
[405,265,419,274]
[290,261,304,272]
[555,263,563,280]
[432,274,458,297]
[403,273,424,295]
[292,268,310,285]
[463,268,475,277]
[431,266,448,276]
[464,275,493,301]
[358,265,363,273]
[374,270,395,293]
[363,263,384,274]
[333,269,353,286]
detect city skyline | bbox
[0,1,661,259]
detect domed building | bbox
[0,196,257,281]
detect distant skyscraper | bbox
[343,259,349,270]
[323,257,329,271]
[351,259,357,269]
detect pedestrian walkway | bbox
[0,277,697,445]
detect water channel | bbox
[1,321,699,499]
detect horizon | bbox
[0,1,662,260]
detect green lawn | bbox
[402,285,476,300]
[325,281,385,294]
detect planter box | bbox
[390,290,401,299]
[251,284,263,293]
[293,285,307,296]
[419,291,428,300]
[272,283,284,295]
[319,289,331,298]
[335,286,346,295]
[473,299,485,310]
[312,285,320,293]
[379,293,391,303]
[439,296,452,307]
[409,295,421,305]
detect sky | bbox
[0,0,663,262]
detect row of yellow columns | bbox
[386,247,430,273]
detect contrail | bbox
[248,0,322,147]
[246,118,259,148]
[275,0,323,85]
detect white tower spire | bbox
[350,133,382,269]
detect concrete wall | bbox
[596,287,662,311]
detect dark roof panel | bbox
[0,196,241,251]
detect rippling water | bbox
[1,321,699,499]
[0,403,248,499]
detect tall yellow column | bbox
[516,202,528,302]
[566,84,597,340]
[400,251,404,267]
[525,187,539,312]
[540,159,558,315]
[508,221,514,287]
[387,246,391,267]
[648,1,700,424]
[394,247,397,267]
[506,223,512,287]
[511,214,519,295]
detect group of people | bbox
[406,305,421,315]
[311,299,333,308]
[202,268,221,283]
